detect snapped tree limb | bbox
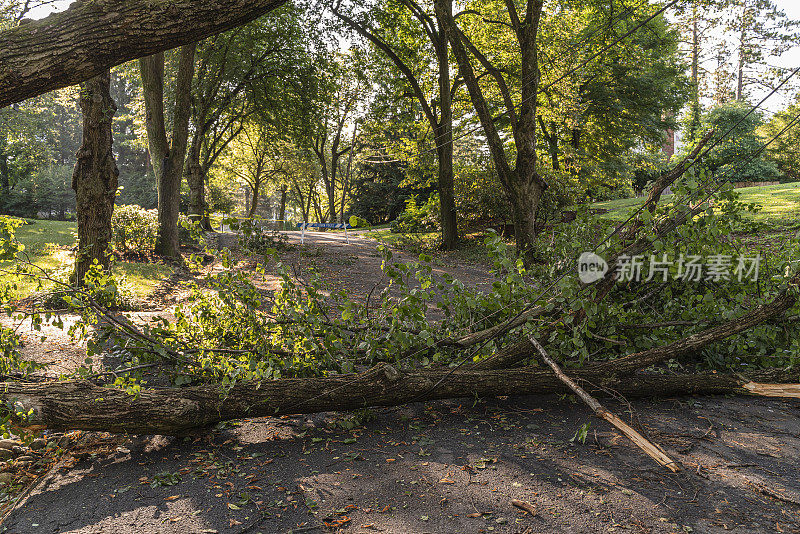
[528,334,680,472]
[1,365,798,435]
[474,270,798,371]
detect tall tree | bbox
[186,9,302,229]
[71,70,119,285]
[438,0,546,260]
[139,45,196,258]
[223,117,287,218]
[535,2,688,195]
[299,52,362,223]
[673,0,722,141]
[333,0,459,248]
[735,0,798,100]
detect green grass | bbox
[589,182,800,224]
[1,219,172,300]
[364,228,440,248]
[14,219,76,255]
[116,261,173,297]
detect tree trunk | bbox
[71,70,120,286]
[186,130,211,230]
[186,161,209,229]
[438,0,544,260]
[435,25,458,251]
[333,5,459,246]
[279,184,288,222]
[736,2,747,101]
[340,124,358,223]
[248,181,260,218]
[3,367,797,435]
[140,45,196,258]
[0,151,9,197]
[513,0,546,259]
[0,0,288,109]
[688,7,701,140]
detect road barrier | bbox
[297,222,353,244]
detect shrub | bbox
[390,194,439,234]
[230,216,290,255]
[112,204,158,254]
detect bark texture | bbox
[438,0,546,259]
[0,0,288,108]
[2,367,795,435]
[333,3,459,248]
[140,45,196,258]
[71,70,119,286]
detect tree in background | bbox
[673,0,723,141]
[438,0,553,260]
[702,101,780,182]
[222,116,288,219]
[186,7,305,229]
[761,98,800,180]
[139,45,196,258]
[333,0,459,248]
[297,50,363,224]
[725,0,799,102]
[535,1,688,204]
[71,70,119,285]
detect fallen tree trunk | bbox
[0,0,287,108]
[2,365,797,435]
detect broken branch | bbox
[527,335,680,472]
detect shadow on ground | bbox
[5,394,800,534]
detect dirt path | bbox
[232,229,496,298]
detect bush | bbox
[112,204,158,255]
[390,194,439,234]
[454,161,511,229]
[230,216,290,255]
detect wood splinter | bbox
[742,382,800,398]
[527,335,681,473]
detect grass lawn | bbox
[1,219,172,300]
[590,182,800,224]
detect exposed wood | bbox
[527,335,680,472]
[743,382,800,398]
[0,0,288,108]
[1,365,798,435]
